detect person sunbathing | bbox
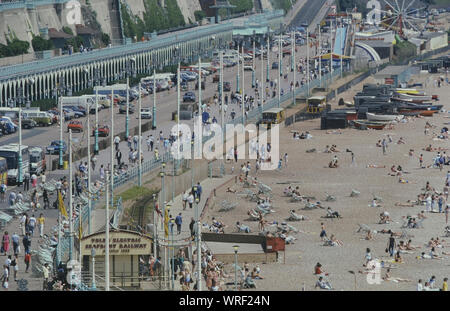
[226,187,236,193]
[379,212,391,224]
[394,251,403,263]
[382,268,411,282]
[365,230,374,240]
[406,240,420,250]
[330,145,340,152]
[379,229,402,237]
[323,145,331,153]
[314,263,329,276]
[284,186,293,196]
[395,201,416,207]
[326,207,341,218]
[397,137,406,144]
[329,234,343,246]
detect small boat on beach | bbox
[353,120,389,130]
[419,110,436,117]
[366,112,402,122]
[396,93,432,103]
[398,109,433,117]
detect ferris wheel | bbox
[379,0,429,38]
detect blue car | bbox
[46,140,67,155]
[183,92,196,102]
[0,118,17,134]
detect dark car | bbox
[46,140,67,155]
[119,104,135,114]
[183,92,196,102]
[224,82,231,92]
[272,62,279,69]
[22,118,37,129]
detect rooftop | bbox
[374,65,411,76]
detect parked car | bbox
[46,140,67,155]
[212,74,220,83]
[195,81,206,90]
[92,125,110,137]
[138,108,152,119]
[62,108,75,120]
[21,111,53,126]
[29,146,46,176]
[119,104,135,114]
[243,65,254,71]
[272,62,279,69]
[67,120,83,132]
[21,118,37,129]
[47,110,59,123]
[0,118,17,134]
[64,105,86,117]
[183,92,196,102]
[224,82,231,92]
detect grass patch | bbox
[120,186,153,202]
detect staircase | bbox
[254,0,263,13]
[109,0,124,46]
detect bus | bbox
[0,107,20,120]
[0,157,7,185]
[0,144,30,185]
[306,96,327,114]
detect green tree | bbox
[62,26,74,35]
[229,0,253,13]
[6,38,30,55]
[194,10,206,22]
[32,35,54,51]
[101,33,111,46]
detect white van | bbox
[22,111,53,126]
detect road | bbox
[288,0,329,29]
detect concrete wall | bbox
[430,33,448,51]
[214,252,277,264]
[176,0,202,24]
[0,3,84,47]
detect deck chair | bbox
[302,202,318,210]
[219,200,237,212]
[290,193,304,202]
[287,211,306,221]
[247,209,260,221]
[325,193,336,202]
[236,223,251,233]
[357,224,371,233]
[350,189,360,197]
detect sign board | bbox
[80,230,152,256]
[385,78,394,85]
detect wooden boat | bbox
[398,109,429,117]
[396,93,432,102]
[353,120,388,130]
[395,88,421,95]
[419,110,436,117]
[366,112,402,122]
[429,105,443,111]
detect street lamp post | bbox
[152,194,158,258]
[195,196,201,291]
[68,129,73,261]
[319,24,322,88]
[170,218,175,290]
[241,44,245,125]
[152,69,157,129]
[125,57,136,138]
[165,202,171,289]
[266,31,270,83]
[91,247,96,290]
[233,245,239,291]
[236,39,240,93]
[57,76,66,169]
[252,31,256,88]
[278,25,282,107]
[105,170,110,291]
[138,81,142,186]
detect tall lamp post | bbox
[55,76,67,169]
[233,245,239,291]
[266,30,270,83]
[125,57,136,138]
[152,68,157,129]
[93,68,101,155]
[170,218,175,290]
[195,196,201,291]
[252,30,256,88]
[91,247,96,290]
[236,38,240,93]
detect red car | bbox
[67,120,83,132]
[92,125,110,137]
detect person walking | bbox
[387,233,395,257]
[196,182,202,202]
[22,233,31,255]
[11,233,19,256]
[43,189,50,209]
[382,139,387,155]
[187,192,194,209]
[37,214,45,238]
[1,264,8,290]
[11,255,18,282]
[24,252,31,273]
[19,213,26,236]
[175,213,183,235]
[42,263,50,290]
[114,135,120,150]
[31,173,38,188]
[116,150,122,166]
[100,165,105,180]
[189,217,195,239]
[28,215,36,236]
[1,232,9,256]
[23,172,30,191]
